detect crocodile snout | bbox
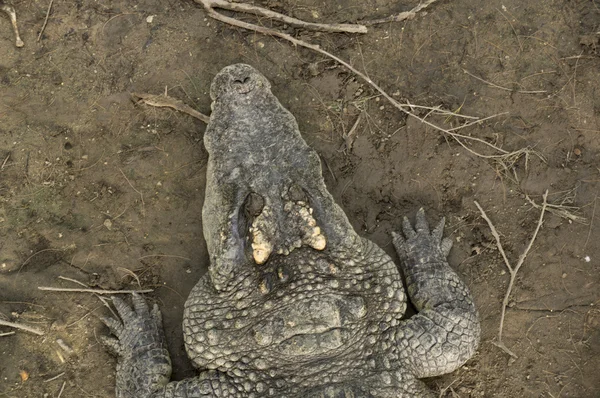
[210,63,271,100]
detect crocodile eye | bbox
[244,192,265,217]
[277,266,291,282]
[259,273,274,295]
[287,183,308,202]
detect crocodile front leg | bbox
[102,294,237,398]
[392,209,480,378]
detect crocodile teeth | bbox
[252,243,272,265]
[308,227,326,250]
[251,230,273,264]
[250,212,274,264]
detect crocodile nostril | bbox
[231,75,254,94]
[233,76,251,86]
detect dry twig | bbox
[525,192,586,224]
[37,0,54,42]
[38,286,153,294]
[362,0,439,25]
[132,92,210,123]
[138,254,191,261]
[474,190,549,358]
[44,372,65,383]
[0,319,44,336]
[57,275,119,318]
[193,0,509,159]
[1,152,10,170]
[19,247,70,272]
[202,0,367,33]
[57,381,66,398]
[119,168,145,217]
[463,68,547,94]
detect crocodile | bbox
[101,64,480,398]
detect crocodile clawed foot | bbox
[100,293,172,396]
[392,208,453,265]
[100,293,165,354]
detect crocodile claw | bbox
[393,208,453,265]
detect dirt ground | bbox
[0,0,599,396]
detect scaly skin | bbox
[102,64,480,398]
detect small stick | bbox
[584,195,597,249]
[343,112,362,152]
[38,286,153,294]
[0,319,45,336]
[44,372,65,383]
[194,0,510,158]
[1,152,10,170]
[58,275,119,319]
[56,381,66,398]
[0,331,16,337]
[200,0,367,33]
[132,92,210,124]
[119,168,145,217]
[19,248,66,272]
[525,194,586,224]
[0,1,24,47]
[463,68,546,94]
[138,254,191,261]
[58,275,89,286]
[496,8,523,52]
[362,0,438,25]
[37,0,54,42]
[474,189,549,358]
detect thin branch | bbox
[513,190,548,275]
[138,254,191,261]
[525,194,586,224]
[194,0,509,158]
[463,69,546,94]
[362,0,439,25]
[474,190,549,358]
[1,152,10,170]
[132,92,210,124]
[44,372,65,383]
[205,0,367,33]
[38,287,153,294]
[19,248,66,272]
[37,0,54,42]
[0,319,44,336]
[584,196,597,249]
[57,381,66,398]
[473,201,512,272]
[119,168,145,217]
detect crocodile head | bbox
[184,65,405,375]
[203,64,359,279]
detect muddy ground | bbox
[0,0,599,396]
